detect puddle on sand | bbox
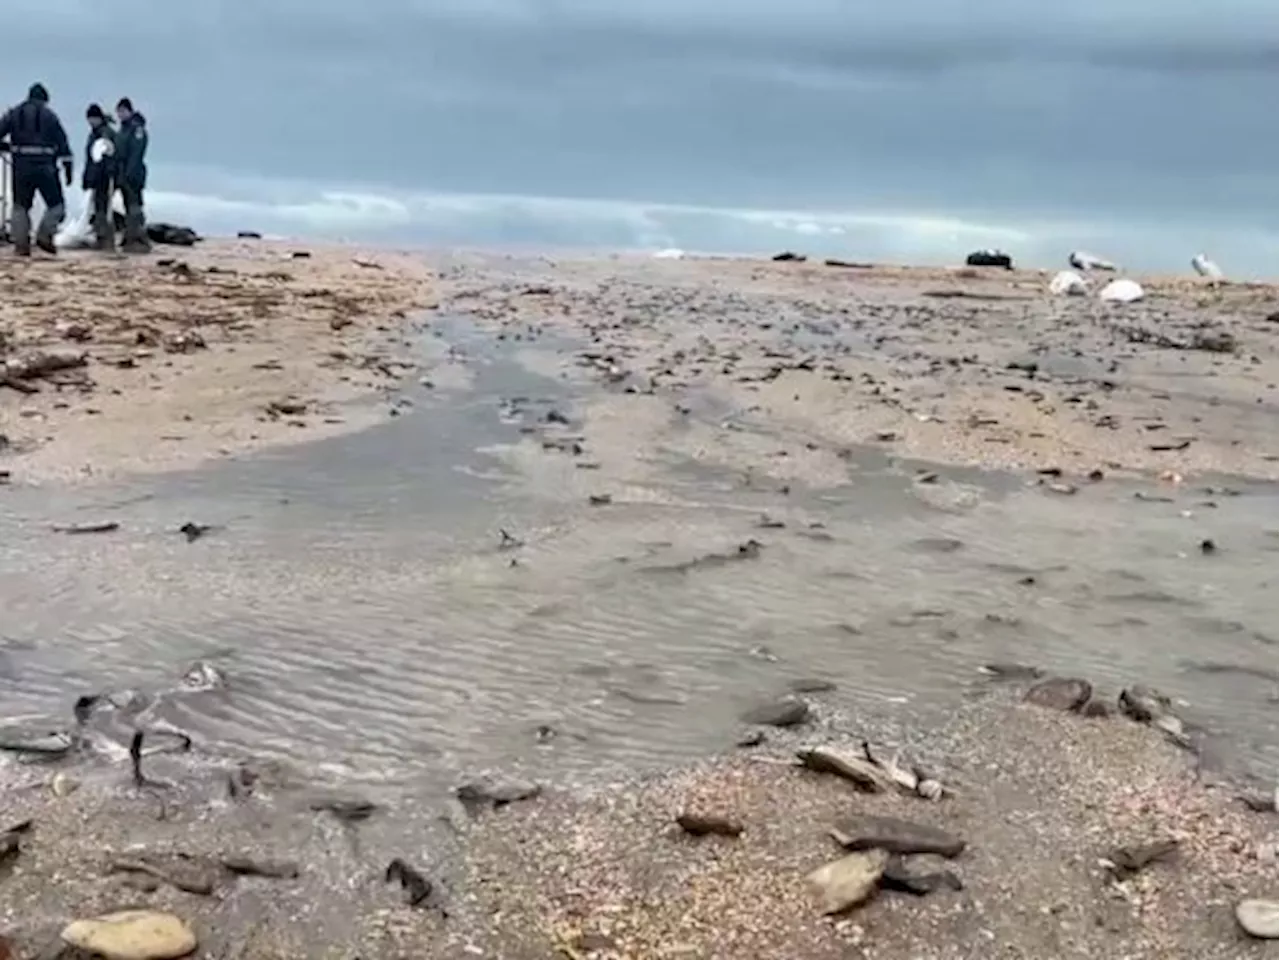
[1,316,1277,793]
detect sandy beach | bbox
[1,242,436,484]
[1,241,1276,959]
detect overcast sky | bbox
[7,1,1278,273]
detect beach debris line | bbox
[51,520,119,534]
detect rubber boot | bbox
[10,206,31,256]
[122,209,151,253]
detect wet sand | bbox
[1,241,435,483]
[1,244,1276,958]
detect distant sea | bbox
[138,168,1279,280]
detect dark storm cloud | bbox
[6,0,1277,271]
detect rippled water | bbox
[1,318,1276,791]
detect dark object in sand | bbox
[220,855,299,879]
[309,793,377,822]
[455,775,541,812]
[1199,538,1216,555]
[788,677,837,694]
[385,858,433,906]
[676,813,744,838]
[1,819,33,868]
[772,251,806,262]
[1105,839,1178,878]
[0,729,74,759]
[977,660,1039,686]
[147,222,201,247]
[741,696,810,727]
[830,814,966,858]
[1117,685,1173,724]
[179,521,212,542]
[823,258,873,269]
[111,854,220,895]
[1023,676,1093,712]
[965,249,1014,269]
[880,855,964,895]
[52,521,119,535]
[127,732,192,783]
[237,230,263,239]
[1237,791,1278,813]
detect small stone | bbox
[807,849,890,914]
[1023,676,1092,711]
[1118,685,1173,723]
[676,813,744,838]
[830,814,966,858]
[456,775,541,811]
[735,730,766,748]
[741,696,810,727]
[788,677,837,694]
[1081,698,1112,718]
[1104,839,1178,878]
[880,855,964,895]
[61,910,197,960]
[1235,899,1279,939]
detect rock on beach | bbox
[60,910,197,960]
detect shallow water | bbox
[1,316,1276,792]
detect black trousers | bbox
[10,161,65,245]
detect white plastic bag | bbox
[1049,270,1087,296]
[1099,278,1145,303]
[54,189,95,249]
[1191,254,1223,280]
[1068,250,1116,271]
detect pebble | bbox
[741,696,811,727]
[1235,899,1280,939]
[456,774,541,811]
[61,910,197,960]
[807,849,890,914]
[1023,676,1093,711]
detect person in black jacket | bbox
[114,97,150,253]
[83,103,117,251]
[0,83,74,256]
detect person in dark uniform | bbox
[83,104,117,251]
[114,97,150,253]
[0,83,74,256]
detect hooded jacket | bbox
[0,97,73,169]
[83,120,117,190]
[116,111,148,189]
